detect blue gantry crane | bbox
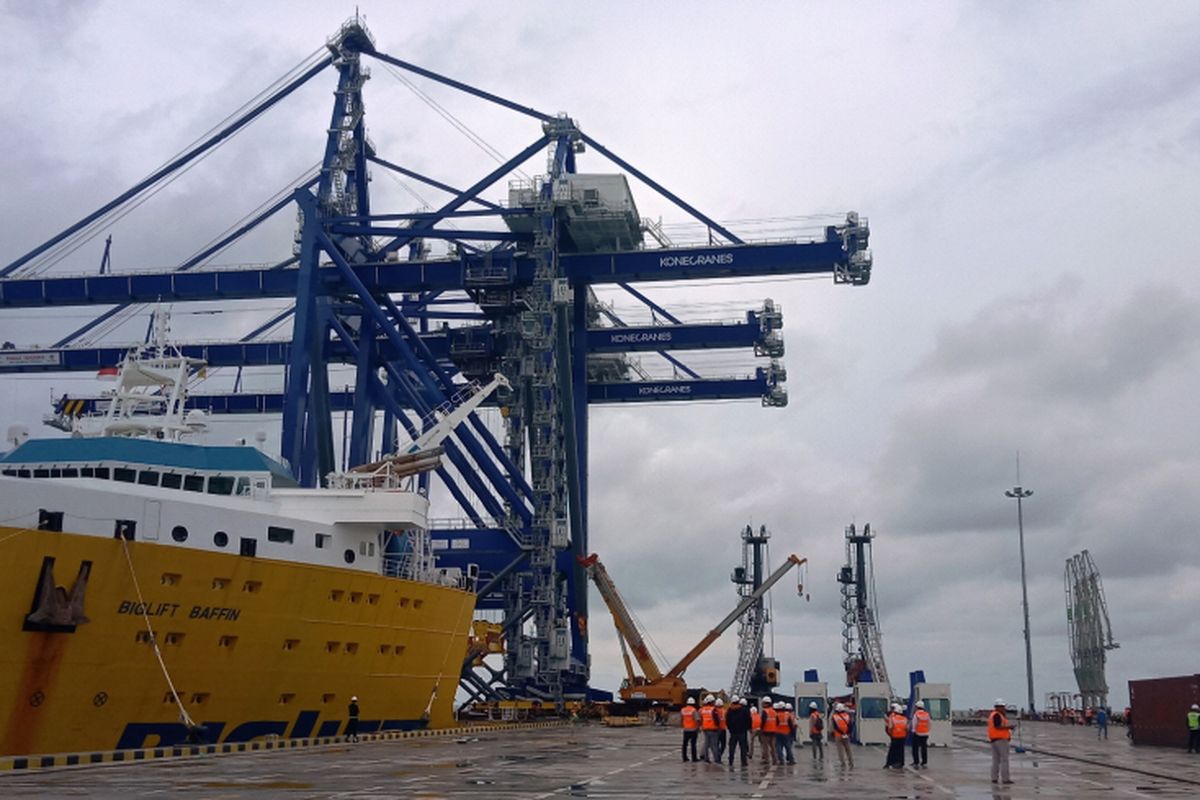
[0,18,872,705]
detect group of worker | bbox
[678,694,805,766]
[677,695,929,771]
[883,700,933,769]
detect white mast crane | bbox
[837,523,892,698]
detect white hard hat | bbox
[1193,704,1199,710]
[704,694,715,704]
[687,697,696,705]
[774,701,784,709]
[730,695,740,704]
[785,703,793,710]
[761,696,772,705]
[835,702,846,711]
[351,696,358,701]
[995,698,1005,707]
[916,700,925,709]
[891,703,902,712]
[715,699,724,707]
[809,701,818,709]
[651,701,658,705]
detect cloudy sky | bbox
[2,1,1198,711]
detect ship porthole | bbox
[171,525,189,543]
[344,549,356,564]
[213,531,229,548]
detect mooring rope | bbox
[118,535,197,729]
[426,583,478,720]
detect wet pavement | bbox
[2,720,1198,798]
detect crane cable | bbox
[16,46,329,279]
[73,161,320,347]
[379,63,532,183]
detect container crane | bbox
[0,17,874,705]
[580,551,807,705]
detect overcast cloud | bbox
[2,1,1198,711]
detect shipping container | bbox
[1128,674,1200,748]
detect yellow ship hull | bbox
[0,525,476,757]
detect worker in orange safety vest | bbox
[699,694,722,763]
[804,701,823,762]
[910,700,931,768]
[759,697,780,765]
[884,703,908,769]
[988,699,1015,784]
[680,696,700,762]
[830,702,854,768]
[774,702,795,764]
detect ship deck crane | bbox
[581,551,807,705]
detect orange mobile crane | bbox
[579,552,807,705]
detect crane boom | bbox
[666,554,806,680]
[405,372,510,454]
[579,554,664,681]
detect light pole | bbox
[1005,485,1035,715]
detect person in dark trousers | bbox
[715,698,728,760]
[680,696,700,761]
[725,696,751,767]
[807,702,825,761]
[347,695,360,742]
[1188,704,1200,753]
[910,700,931,767]
[1096,706,1108,740]
[883,703,908,769]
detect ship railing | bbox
[382,555,476,591]
[327,465,419,491]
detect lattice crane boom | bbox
[1065,549,1118,708]
[838,523,892,698]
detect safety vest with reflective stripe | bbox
[1188,710,1200,730]
[718,709,728,731]
[887,712,908,739]
[762,707,779,734]
[779,710,792,733]
[681,705,699,731]
[831,710,852,738]
[700,705,719,731]
[750,707,761,730]
[988,710,1011,741]
[913,709,931,735]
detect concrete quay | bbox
[2,719,1198,798]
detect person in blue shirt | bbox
[1096,706,1108,740]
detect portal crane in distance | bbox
[1064,550,1118,709]
[580,552,807,705]
[837,523,893,698]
